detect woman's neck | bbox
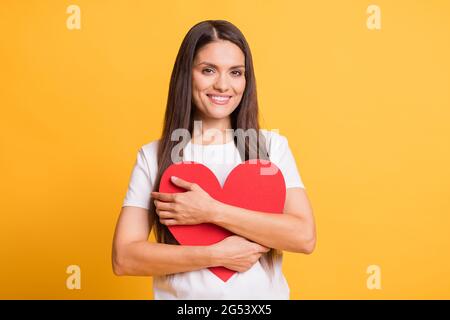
[192,114,233,145]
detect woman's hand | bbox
[209,235,270,273]
[151,176,219,226]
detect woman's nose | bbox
[213,73,230,91]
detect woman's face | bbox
[191,40,246,121]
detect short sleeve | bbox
[269,133,306,189]
[122,148,153,209]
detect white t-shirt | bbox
[122,129,305,299]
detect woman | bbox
[112,20,316,299]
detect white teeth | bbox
[208,95,230,101]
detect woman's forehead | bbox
[194,41,245,67]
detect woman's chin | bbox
[204,107,234,119]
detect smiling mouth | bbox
[206,94,232,105]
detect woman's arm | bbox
[112,206,213,276]
[210,188,316,253]
[153,178,317,254]
[112,206,269,276]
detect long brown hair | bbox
[150,20,280,276]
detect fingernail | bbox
[171,176,178,181]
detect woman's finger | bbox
[157,211,176,219]
[170,176,195,191]
[160,218,177,226]
[154,200,175,211]
[151,192,176,202]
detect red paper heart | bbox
[159,159,286,281]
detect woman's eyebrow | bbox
[196,61,245,69]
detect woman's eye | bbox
[201,68,243,76]
[202,68,214,74]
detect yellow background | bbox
[1,0,449,299]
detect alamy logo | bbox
[366,264,382,290]
[66,5,81,30]
[66,265,81,290]
[367,5,381,30]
